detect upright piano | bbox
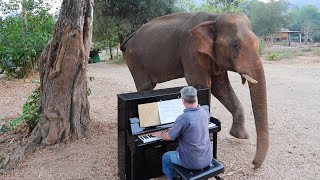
[117,86,221,180]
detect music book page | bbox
[158,99,185,124]
[138,102,160,127]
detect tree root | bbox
[0,144,26,172]
[0,0,93,173]
[0,116,71,172]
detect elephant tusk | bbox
[241,74,258,84]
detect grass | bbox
[296,46,320,56]
[300,47,313,52]
[263,50,296,61]
[311,47,320,56]
[106,55,126,64]
[263,46,320,61]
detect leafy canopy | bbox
[246,0,290,36]
[288,5,320,42]
[93,0,176,51]
[0,0,55,78]
[176,0,248,13]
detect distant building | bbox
[264,28,304,43]
[278,28,303,42]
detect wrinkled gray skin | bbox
[120,12,268,169]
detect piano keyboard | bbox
[138,122,216,143]
[208,121,216,128]
[138,133,162,143]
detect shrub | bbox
[301,48,312,52]
[259,38,265,55]
[312,48,320,56]
[0,84,41,134]
[0,12,55,78]
[265,51,294,60]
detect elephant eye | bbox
[229,41,240,57]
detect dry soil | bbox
[0,51,320,180]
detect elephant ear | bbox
[190,21,215,60]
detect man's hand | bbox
[154,131,163,138]
[153,130,171,141]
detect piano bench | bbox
[172,159,224,180]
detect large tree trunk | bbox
[21,0,27,36]
[0,0,93,171]
[109,41,113,60]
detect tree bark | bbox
[22,0,27,36]
[0,0,93,171]
[109,41,113,60]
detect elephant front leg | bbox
[211,72,249,139]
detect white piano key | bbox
[138,134,161,143]
[138,123,216,143]
[208,122,216,128]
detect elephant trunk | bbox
[248,62,269,169]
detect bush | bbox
[0,84,41,134]
[300,47,312,52]
[0,12,55,78]
[259,38,265,55]
[312,32,320,42]
[281,40,289,46]
[265,51,294,60]
[312,48,320,56]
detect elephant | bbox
[120,12,268,169]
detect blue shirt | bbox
[169,106,213,169]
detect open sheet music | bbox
[138,98,185,127]
[157,99,185,124]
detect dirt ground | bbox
[1,50,320,180]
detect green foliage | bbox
[259,38,265,55]
[88,76,95,81]
[287,5,320,43]
[312,47,320,56]
[14,87,40,127]
[0,85,41,134]
[264,50,294,60]
[281,40,289,46]
[246,0,290,37]
[312,32,320,42]
[0,0,55,78]
[199,0,248,13]
[288,5,320,31]
[300,47,312,52]
[86,76,95,96]
[176,0,248,13]
[93,0,176,51]
[265,52,280,60]
[175,0,198,12]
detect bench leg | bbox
[214,175,224,180]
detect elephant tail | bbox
[120,32,136,52]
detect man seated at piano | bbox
[154,86,213,180]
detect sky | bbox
[1,0,319,17]
[0,0,62,17]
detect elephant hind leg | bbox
[131,71,156,91]
[135,77,156,91]
[125,54,156,91]
[211,72,249,139]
